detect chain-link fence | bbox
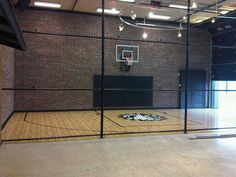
[1,0,236,143]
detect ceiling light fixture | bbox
[34,2,61,8]
[211,18,216,23]
[119,23,124,31]
[219,6,236,11]
[178,23,182,38]
[217,27,224,31]
[118,0,135,2]
[195,19,204,23]
[220,10,230,15]
[96,8,120,15]
[142,32,148,39]
[131,6,137,20]
[131,13,137,20]
[212,0,217,24]
[224,25,232,29]
[183,16,187,20]
[178,30,182,38]
[169,4,188,9]
[148,12,171,20]
[118,6,187,40]
[191,0,198,9]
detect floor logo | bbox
[120,113,166,121]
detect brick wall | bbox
[14,9,211,110]
[1,45,14,124]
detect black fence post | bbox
[184,0,191,134]
[100,0,105,138]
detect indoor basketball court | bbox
[2,108,236,142]
[1,0,236,144]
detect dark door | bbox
[179,70,206,108]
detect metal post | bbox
[184,0,191,134]
[100,0,105,138]
[0,46,2,146]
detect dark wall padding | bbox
[212,48,236,64]
[213,32,236,46]
[212,31,236,80]
[212,65,236,81]
[93,75,153,108]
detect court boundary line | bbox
[1,111,15,130]
[94,111,123,127]
[97,110,197,128]
[22,112,103,132]
[151,110,203,125]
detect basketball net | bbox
[126,57,134,66]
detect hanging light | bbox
[119,23,124,31]
[143,31,148,39]
[131,6,137,20]
[178,23,182,38]
[178,30,182,38]
[131,12,137,20]
[211,18,216,23]
[211,0,217,24]
[142,19,148,39]
[191,0,198,9]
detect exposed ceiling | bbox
[197,10,236,35]
[13,0,236,24]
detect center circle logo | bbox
[120,113,166,121]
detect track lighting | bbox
[191,0,198,9]
[142,32,148,39]
[119,23,124,31]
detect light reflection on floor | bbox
[216,138,236,149]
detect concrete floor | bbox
[0,133,236,177]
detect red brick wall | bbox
[14,9,211,110]
[1,45,14,124]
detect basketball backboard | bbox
[116,45,139,63]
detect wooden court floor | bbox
[2,109,236,142]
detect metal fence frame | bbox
[1,0,236,144]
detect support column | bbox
[0,46,3,145]
[184,0,191,134]
[100,0,105,138]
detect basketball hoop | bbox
[126,57,134,66]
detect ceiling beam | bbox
[0,30,16,40]
[0,24,14,34]
[0,0,26,50]
[0,16,9,25]
[0,33,22,50]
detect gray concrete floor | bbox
[1,133,236,177]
